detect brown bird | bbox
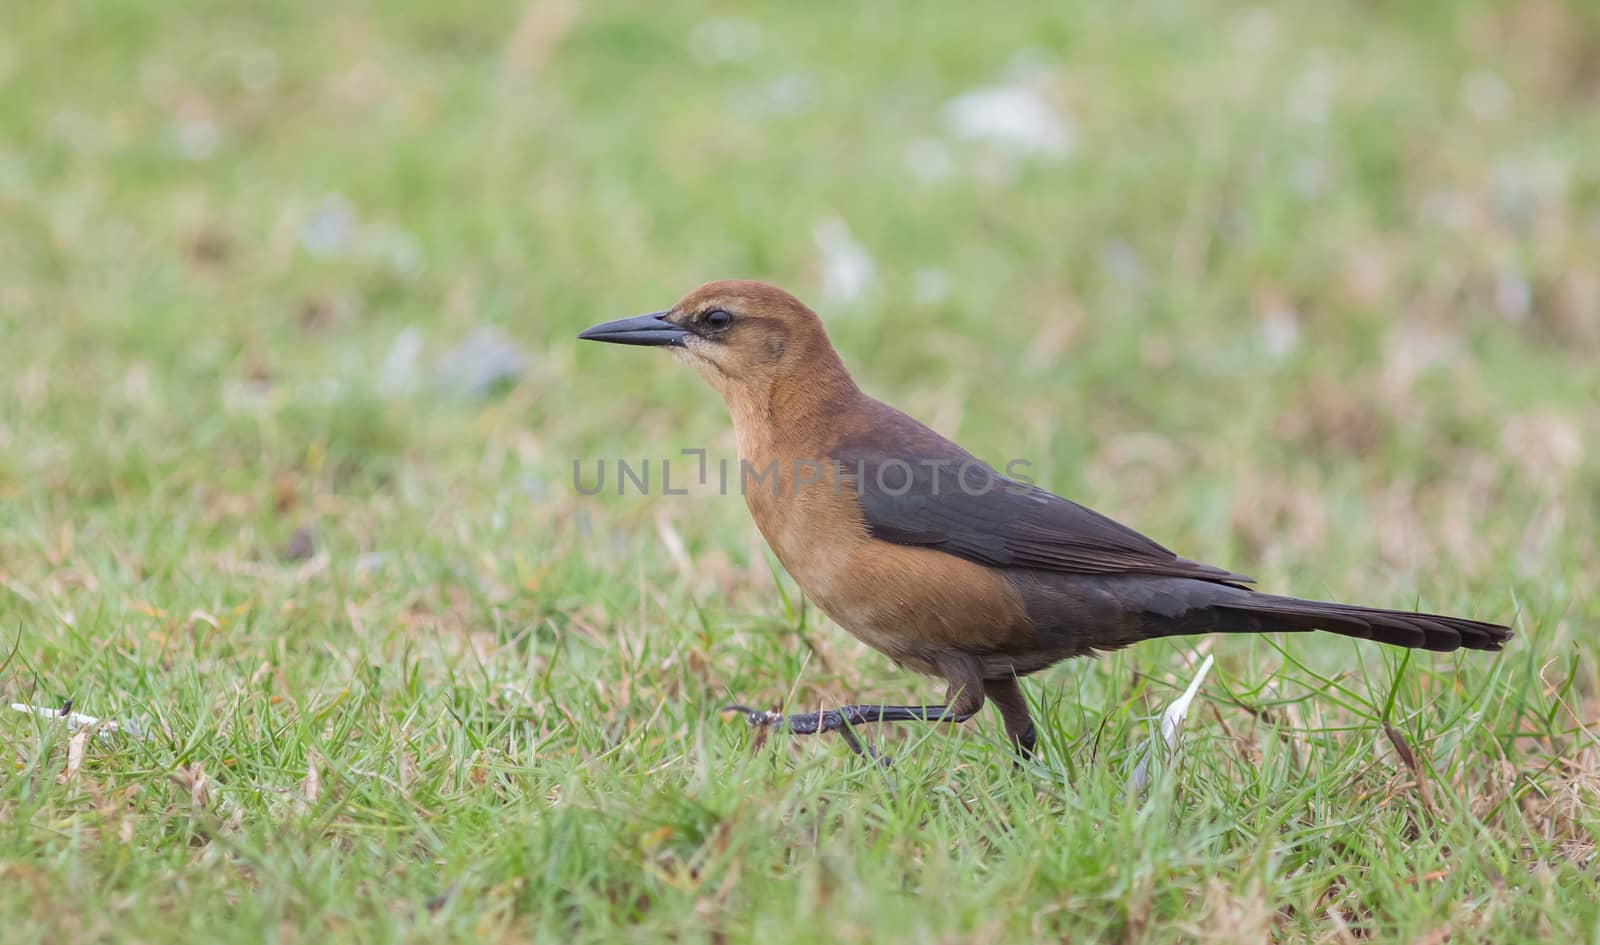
[578,280,1511,757]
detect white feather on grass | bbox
[1129,653,1215,792]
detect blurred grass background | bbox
[1,1,1598,942]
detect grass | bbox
[2,0,1599,941]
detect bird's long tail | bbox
[1211,592,1511,653]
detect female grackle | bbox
[579,281,1510,757]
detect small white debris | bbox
[64,729,88,781]
[1159,654,1214,748]
[12,703,108,730]
[813,217,875,304]
[435,326,528,397]
[296,194,424,273]
[11,703,147,739]
[942,82,1074,158]
[301,193,357,257]
[302,751,322,803]
[1261,305,1302,358]
[1130,654,1214,791]
[379,327,424,395]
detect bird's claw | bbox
[719,705,848,736]
[720,704,783,728]
[719,704,890,764]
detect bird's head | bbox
[579,280,853,409]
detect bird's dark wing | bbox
[832,417,1252,585]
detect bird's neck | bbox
[729,346,861,462]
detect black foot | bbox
[1013,727,1038,766]
[721,704,857,735]
[720,705,892,763]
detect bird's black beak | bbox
[577,311,688,347]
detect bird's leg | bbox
[724,662,987,746]
[982,676,1037,760]
[722,700,980,736]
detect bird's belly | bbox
[768,535,1036,677]
[739,460,1034,674]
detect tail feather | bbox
[1213,593,1511,653]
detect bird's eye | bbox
[703,308,733,331]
